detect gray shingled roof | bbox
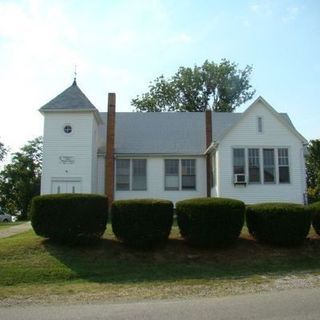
[40,80,97,110]
[97,112,295,155]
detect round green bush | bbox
[111,199,173,249]
[246,203,311,246]
[309,201,320,236]
[30,194,108,244]
[176,197,245,247]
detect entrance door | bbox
[51,180,82,194]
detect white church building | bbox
[40,80,308,204]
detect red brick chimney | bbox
[105,93,116,206]
[205,110,212,197]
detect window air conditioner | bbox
[234,174,247,184]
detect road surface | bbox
[1,287,320,320]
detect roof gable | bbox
[215,96,307,144]
[40,80,97,111]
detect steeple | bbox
[40,79,97,111]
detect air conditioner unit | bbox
[234,174,247,184]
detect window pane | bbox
[165,159,179,175]
[263,149,275,183]
[165,160,179,190]
[248,148,260,183]
[165,176,179,190]
[132,159,147,190]
[278,148,289,183]
[116,159,130,190]
[182,159,196,190]
[233,148,245,174]
[279,166,290,183]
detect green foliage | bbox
[132,59,255,112]
[0,141,7,162]
[176,197,245,247]
[30,194,108,244]
[306,139,320,203]
[246,203,311,246]
[111,199,173,249]
[309,201,320,236]
[0,137,42,220]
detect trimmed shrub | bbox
[246,203,311,246]
[310,201,320,236]
[176,197,245,247]
[111,199,173,249]
[30,194,108,244]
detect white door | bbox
[51,180,82,194]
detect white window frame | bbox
[232,146,291,186]
[116,158,147,191]
[164,159,197,191]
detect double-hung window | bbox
[165,160,179,190]
[132,159,147,190]
[165,159,196,190]
[263,149,275,183]
[278,148,290,183]
[233,148,245,175]
[181,159,196,190]
[248,148,260,183]
[116,159,147,191]
[116,159,130,190]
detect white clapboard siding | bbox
[41,112,97,194]
[111,156,207,205]
[216,100,306,204]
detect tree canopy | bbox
[132,59,256,112]
[0,141,7,162]
[306,139,320,203]
[0,137,42,220]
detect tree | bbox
[0,137,43,220]
[0,141,7,162]
[132,59,256,112]
[306,139,320,203]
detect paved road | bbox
[0,222,31,239]
[1,287,320,320]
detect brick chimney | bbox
[205,110,212,197]
[105,93,116,206]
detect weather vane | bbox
[74,64,77,81]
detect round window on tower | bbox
[63,125,72,134]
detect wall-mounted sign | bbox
[59,156,75,165]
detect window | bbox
[64,125,72,134]
[132,159,147,190]
[258,117,263,133]
[233,149,245,175]
[248,148,260,183]
[181,159,196,190]
[165,159,179,190]
[116,159,147,191]
[278,148,290,183]
[263,149,275,183]
[116,159,130,190]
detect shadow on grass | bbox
[42,234,320,285]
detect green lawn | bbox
[0,226,320,304]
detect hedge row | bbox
[246,203,312,246]
[30,194,316,247]
[31,194,108,244]
[111,199,173,248]
[176,197,245,247]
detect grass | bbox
[0,225,320,304]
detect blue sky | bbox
[0,0,319,154]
